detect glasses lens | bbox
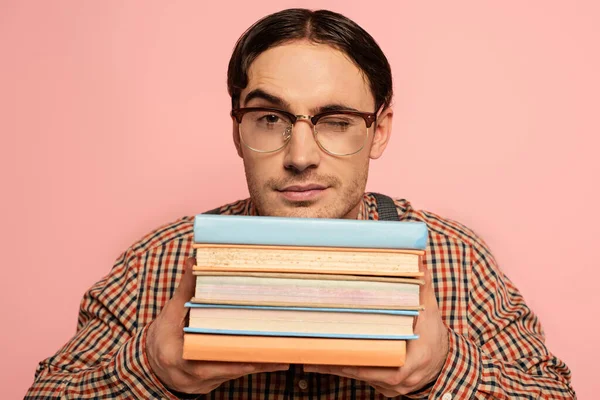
[315,114,368,155]
[239,110,292,152]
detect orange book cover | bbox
[182,334,406,367]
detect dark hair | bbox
[227,9,393,112]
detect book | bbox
[191,272,423,309]
[182,333,407,366]
[184,214,427,366]
[184,303,419,339]
[193,244,424,277]
[194,214,428,250]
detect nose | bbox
[283,118,321,173]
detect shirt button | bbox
[298,379,308,390]
[441,393,452,400]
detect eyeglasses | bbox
[230,107,377,156]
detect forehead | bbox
[241,41,374,111]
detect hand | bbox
[146,257,290,394]
[303,261,449,397]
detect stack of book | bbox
[183,215,427,367]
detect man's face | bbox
[234,41,392,219]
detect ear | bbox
[369,107,393,159]
[232,119,243,158]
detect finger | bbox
[185,361,289,381]
[370,383,401,397]
[172,257,196,303]
[416,260,441,321]
[252,362,290,373]
[303,364,341,375]
[340,366,399,383]
[164,257,196,321]
[304,365,401,387]
[180,363,291,396]
[419,255,433,293]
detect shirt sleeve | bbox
[407,244,576,399]
[24,249,180,399]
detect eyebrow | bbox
[316,104,361,113]
[242,88,362,114]
[243,89,291,109]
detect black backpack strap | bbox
[371,193,399,221]
[202,206,221,215]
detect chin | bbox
[275,208,323,219]
[264,201,347,219]
[252,188,360,219]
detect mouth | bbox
[276,184,328,202]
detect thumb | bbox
[419,258,438,308]
[413,259,439,331]
[165,257,196,320]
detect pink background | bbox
[1,1,598,398]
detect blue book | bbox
[194,214,427,250]
[184,303,419,340]
[182,328,419,340]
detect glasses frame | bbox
[230,107,377,156]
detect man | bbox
[27,8,575,399]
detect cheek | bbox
[243,153,279,183]
[330,156,368,183]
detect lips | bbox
[280,184,326,192]
[276,184,328,201]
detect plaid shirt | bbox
[26,194,575,399]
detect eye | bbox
[318,116,354,131]
[263,114,280,124]
[328,120,350,127]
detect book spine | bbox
[183,328,419,340]
[184,302,420,315]
[192,270,425,284]
[194,214,427,249]
[183,334,407,366]
[189,298,424,310]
